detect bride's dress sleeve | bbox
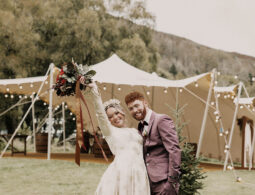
[89,86,113,137]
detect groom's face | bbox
[127,99,147,121]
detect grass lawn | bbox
[0,158,108,195]
[1,158,255,195]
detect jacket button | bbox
[147,153,149,156]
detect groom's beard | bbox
[133,107,147,121]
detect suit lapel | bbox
[147,111,155,137]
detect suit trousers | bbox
[150,179,178,195]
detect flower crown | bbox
[103,99,121,111]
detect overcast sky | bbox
[147,0,255,57]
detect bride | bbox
[82,80,150,195]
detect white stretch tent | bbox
[0,54,254,168]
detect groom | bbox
[125,92,181,195]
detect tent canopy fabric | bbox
[91,54,210,88]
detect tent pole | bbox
[62,102,66,152]
[249,124,255,170]
[0,65,51,158]
[223,82,243,171]
[32,94,36,152]
[196,69,216,158]
[47,63,54,160]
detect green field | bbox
[1,158,255,195]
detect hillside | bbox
[152,31,255,83]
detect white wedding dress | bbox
[89,88,150,195]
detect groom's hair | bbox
[125,91,144,105]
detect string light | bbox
[214,81,218,85]
[163,89,167,93]
[103,86,107,90]
[72,117,76,121]
[217,94,221,98]
[117,87,121,91]
[219,133,223,136]
[227,94,230,98]
[248,105,251,108]
[234,75,238,79]
[179,88,183,93]
[45,81,48,84]
[24,95,27,99]
[224,95,227,99]
[70,112,73,116]
[30,83,34,88]
[225,131,229,135]
[214,111,219,115]
[240,105,244,109]
[231,96,235,99]
[146,91,150,95]
[19,95,22,99]
[216,116,220,120]
[6,88,9,92]
[43,102,47,106]
[10,95,14,98]
[19,85,23,89]
[195,82,199,87]
[217,72,221,76]
[211,102,215,106]
[65,105,68,109]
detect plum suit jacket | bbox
[139,111,181,183]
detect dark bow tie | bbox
[138,121,148,131]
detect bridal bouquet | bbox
[54,60,108,166]
[54,61,96,96]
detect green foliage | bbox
[0,0,157,135]
[168,93,206,195]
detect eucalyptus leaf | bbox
[84,70,96,76]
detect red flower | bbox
[56,68,65,82]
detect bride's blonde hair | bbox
[103,99,125,116]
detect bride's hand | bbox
[79,76,97,89]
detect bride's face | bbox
[106,107,125,128]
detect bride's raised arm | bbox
[84,81,113,137]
